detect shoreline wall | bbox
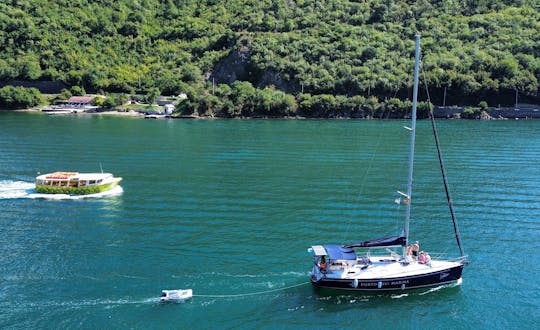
[0,80,67,94]
[434,104,540,119]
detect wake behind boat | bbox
[308,35,468,292]
[35,171,122,195]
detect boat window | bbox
[80,180,86,186]
[89,180,96,185]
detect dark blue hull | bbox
[311,264,464,291]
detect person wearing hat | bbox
[409,241,419,260]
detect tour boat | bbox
[35,171,122,195]
[308,35,468,292]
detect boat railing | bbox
[356,256,372,265]
[424,251,468,263]
[456,255,470,265]
[385,248,401,260]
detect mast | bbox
[403,34,421,257]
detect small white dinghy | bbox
[160,289,193,302]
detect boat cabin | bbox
[310,236,408,274]
[310,245,372,271]
[36,172,112,188]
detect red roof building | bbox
[66,96,94,104]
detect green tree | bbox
[297,93,312,116]
[70,86,85,96]
[145,88,161,105]
[20,58,42,80]
[311,94,337,117]
[0,59,17,80]
[478,100,488,110]
[103,96,117,108]
[58,89,72,101]
[176,99,195,115]
[0,86,42,109]
[231,81,257,116]
[92,96,105,107]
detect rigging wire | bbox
[340,127,386,244]
[419,57,465,257]
[192,281,310,298]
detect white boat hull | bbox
[311,258,464,291]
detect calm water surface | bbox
[0,112,539,329]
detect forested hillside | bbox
[1,0,538,116]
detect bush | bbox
[103,96,118,108]
[0,86,42,109]
[461,107,481,119]
[478,101,488,110]
[70,85,85,96]
[145,88,161,105]
[58,89,72,101]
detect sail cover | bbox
[323,245,357,260]
[344,236,406,248]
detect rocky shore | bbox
[434,104,540,120]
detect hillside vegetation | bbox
[0,0,538,117]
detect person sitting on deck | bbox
[424,252,431,266]
[418,251,426,264]
[408,241,420,260]
[319,256,327,272]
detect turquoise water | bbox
[0,112,539,329]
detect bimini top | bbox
[344,235,406,249]
[311,245,357,260]
[42,172,79,179]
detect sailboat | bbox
[308,35,468,291]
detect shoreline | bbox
[6,106,540,120]
[11,108,146,117]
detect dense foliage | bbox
[0,0,538,115]
[0,86,42,109]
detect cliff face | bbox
[208,46,296,93]
[208,46,252,84]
